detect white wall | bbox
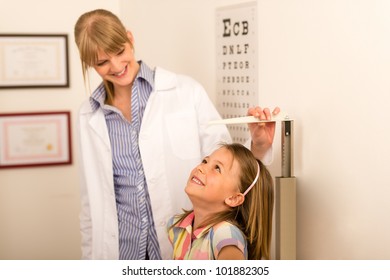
[122,0,390,259]
[0,0,121,259]
[1,0,389,260]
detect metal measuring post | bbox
[275,119,297,260]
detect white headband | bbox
[243,161,260,196]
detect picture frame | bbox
[0,34,69,88]
[0,111,72,168]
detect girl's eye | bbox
[117,49,125,55]
[215,165,221,173]
[201,159,207,164]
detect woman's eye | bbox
[201,159,207,164]
[215,165,221,173]
[117,49,125,55]
[96,61,107,67]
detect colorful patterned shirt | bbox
[167,212,247,260]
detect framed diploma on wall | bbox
[0,34,69,88]
[0,111,72,168]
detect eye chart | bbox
[216,2,258,144]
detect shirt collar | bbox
[137,60,155,89]
[176,212,211,240]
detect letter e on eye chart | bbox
[216,2,258,144]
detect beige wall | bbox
[1,0,390,260]
[0,0,121,259]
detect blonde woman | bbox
[168,143,274,260]
[74,9,279,260]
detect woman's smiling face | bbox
[93,33,139,89]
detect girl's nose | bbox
[198,166,205,174]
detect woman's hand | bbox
[247,106,280,160]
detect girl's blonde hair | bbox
[74,9,132,104]
[230,143,274,260]
[172,143,274,259]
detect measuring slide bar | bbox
[208,113,291,125]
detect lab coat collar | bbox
[154,67,177,91]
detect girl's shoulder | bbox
[209,221,247,259]
[212,221,244,239]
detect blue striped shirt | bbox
[90,62,161,260]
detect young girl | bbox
[168,143,274,260]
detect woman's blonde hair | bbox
[173,143,274,259]
[74,9,132,104]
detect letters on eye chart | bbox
[216,2,258,144]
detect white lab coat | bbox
[77,67,232,259]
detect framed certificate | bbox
[0,112,72,168]
[0,34,69,88]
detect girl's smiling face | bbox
[185,147,242,212]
